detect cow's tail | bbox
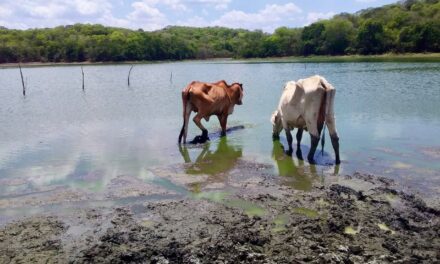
[178,84,192,144]
[319,77,333,156]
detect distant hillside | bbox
[0,0,439,63]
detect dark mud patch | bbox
[1,173,439,263]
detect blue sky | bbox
[0,0,398,32]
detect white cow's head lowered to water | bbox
[271,110,283,139]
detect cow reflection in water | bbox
[272,140,320,191]
[179,137,242,177]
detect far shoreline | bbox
[1,53,440,69]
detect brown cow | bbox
[178,80,244,144]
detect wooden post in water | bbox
[170,71,173,83]
[19,63,26,96]
[128,65,134,86]
[81,66,85,90]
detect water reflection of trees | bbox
[179,137,242,176]
[271,140,320,191]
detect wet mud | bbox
[1,162,439,263]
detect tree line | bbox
[0,0,439,63]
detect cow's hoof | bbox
[272,134,280,141]
[190,135,209,144]
[307,156,316,164]
[202,129,208,138]
[296,149,303,160]
[335,158,341,165]
[220,131,226,137]
[285,148,293,156]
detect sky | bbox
[0,0,398,32]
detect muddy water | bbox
[0,61,440,223]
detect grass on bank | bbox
[1,53,440,68]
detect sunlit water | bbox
[1,61,440,221]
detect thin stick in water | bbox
[81,66,85,90]
[128,65,134,86]
[19,63,25,96]
[170,71,173,83]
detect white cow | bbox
[271,75,340,164]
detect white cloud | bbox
[188,0,231,10]
[355,0,377,2]
[0,0,115,29]
[130,2,165,19]
[306,11,335,25]
[25,2,68,19]
[74,0,112,16]
[0,5,13,18]
[0,0,328,32]
[141,0,188,11]
[177,16,209,27]
[127,1,169,30]
[212,3,302,32]
[133,0,230,12]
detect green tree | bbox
[323,19,355,55]
[301,23,325,55]
[357,19,388,54]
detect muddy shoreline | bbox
[1,159,439,263]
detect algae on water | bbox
[344,226,360,235]
[272,214,289,232]
[293,207,319,218]
[193,191,230,202]
[226,199,266,217]
[378,223,396,234]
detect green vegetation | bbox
[0,0,439,63]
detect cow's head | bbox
[271,110,283,140]
[231,83,243,105]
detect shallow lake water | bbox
[1,61,440,221]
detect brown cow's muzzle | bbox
[237,100,242,105]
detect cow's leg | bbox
[308,135,320,164]
[285,129,293,155]
[193,113,209,142]
[296,128,304,160]
[326,118,340,164]
[307,123,320,164]
[317,122,324,136]
[218,115,227,137]
[183,105,192,143]
[325,89,340,164]
[317,121,325,156]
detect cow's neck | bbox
[222,86,232,103]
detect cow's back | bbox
[188,82,231,116]
[278,81,307,129]
[278,76,329,129]
[298,76,327,126]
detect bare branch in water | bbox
[81,66,85,90]
[19,63,26,96]
[128,65,134,86]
